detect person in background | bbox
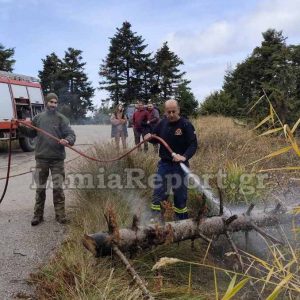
[111,104,128,151]
[145,99,198,221]
[18,93,76,226]
[132,100,149,152]
[147,102,160,152]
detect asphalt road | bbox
[0,125,133,299]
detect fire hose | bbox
[0,143,94,181]
[1,120,228,215]
[0,121,13,204]
[0,120,173,205]
[16,120,174,163]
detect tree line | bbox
[5,26,297,124]
[200,29,300,125]
[0,22,198,122]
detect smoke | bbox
[119,190,153,226]
[225,202,299,258]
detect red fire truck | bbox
[0,71,45,151]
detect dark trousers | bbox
[34,159,66,218]
[151,160,188,220]
[133,128,148,152]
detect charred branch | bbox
[132,214,140,232]
[225,215,238,226]
[246,204,255,216]
[218,187,224,216]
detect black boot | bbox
[55,215,69,224]
[31,215,43,226]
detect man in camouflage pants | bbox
[20,93,76,226]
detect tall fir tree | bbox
[38,52,64,94]
[0,43,15,72]
[60,47,95,121]
[257,30,297,124]
[39,48,95,121]
[99,21,152,105]
[153,42,185,102]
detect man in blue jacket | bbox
[145,99,198,220]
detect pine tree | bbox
[175,80,198,117]
[39,48,95,121]
[0,43,15,72]
[290,44,300,123]
[99,21,152,105]
[38,52,64,94]
[135,55,156,101]
[250,29,294,123]
[60,48,95,121]
[199,91,238,116]
[202,29,300,125]
[153,42,185,102]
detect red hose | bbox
[0,120,176,204]
[17,120,174,162]
[0,121,13,204]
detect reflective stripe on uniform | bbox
[151,204,161,211]
[174,206,188,214]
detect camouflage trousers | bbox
[34,159,66,218]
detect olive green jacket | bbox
[20,110,76,160]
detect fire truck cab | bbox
[0,71,45,152]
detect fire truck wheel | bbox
[19,137,36,152]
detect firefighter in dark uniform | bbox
[19,93,76,226]
[145,99,198,220]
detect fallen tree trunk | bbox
[83,205,298,257]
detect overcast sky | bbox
[1,0,300,107]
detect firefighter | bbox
[19,93,76,226]
[145,99,198,220]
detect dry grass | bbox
[194,116,298,171]
[30,116,299,299]
[191,116,299,204]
